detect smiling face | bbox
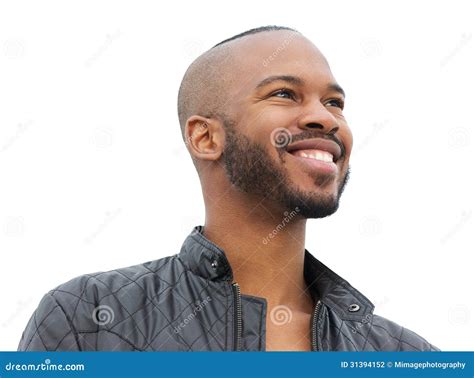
[182,30,353,219]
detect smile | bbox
[285,138,342,175]
[291,149,333,163]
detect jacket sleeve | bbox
[370,314,441,351]
[18,293,81,351]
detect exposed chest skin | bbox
[265,310,313,351]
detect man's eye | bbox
[271,89,295,100]
[326,99,345,109]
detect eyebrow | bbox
[327,83,345,98]
[255,75,346,98]
[255,75,304,89]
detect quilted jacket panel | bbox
[18,226,439,352]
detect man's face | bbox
[219,32,353,218]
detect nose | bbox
[297,103,339,134]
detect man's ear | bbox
[184,115,225,162]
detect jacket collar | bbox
[178,226,375,322]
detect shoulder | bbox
[50,255,178,323]
[51,256,175,302]
[368,313,440,351]
[18,255,178,351]
[320,304,440,351]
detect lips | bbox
[286,138,342,163]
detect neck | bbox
[202,188,312,311]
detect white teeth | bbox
[323,153,333,162]
[298,150,333,162]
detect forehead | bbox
[224,31,335,93]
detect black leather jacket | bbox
[18,226,439,351]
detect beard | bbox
[221,120,350,219]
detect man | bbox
[18,26,439,351]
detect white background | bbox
[0,0,472,351]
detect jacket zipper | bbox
[232,282,243,351]
[311,300,322,351]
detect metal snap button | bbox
[348,303,360,312]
